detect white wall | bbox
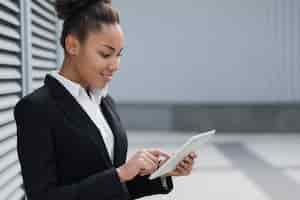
[111,0,300,104]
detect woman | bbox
[14,0,197,199]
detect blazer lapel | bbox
[44,75,112,167]
[101,97,128,167]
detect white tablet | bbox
[149,130,216,180]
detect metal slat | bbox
[33,0,55,14]
[0,23,20,39]
[0,95,19,110]
[31,12,56,33]
[0,53,21,66]
[6,188,25,200]
[0,136,16,157]
[0,175,23,200]
[0,82,21,95]
[0,123,17,142]
[32,2,56,24]
[32,69,53,80]
[0,67,21,79]
[32,35,57,50]
[32,59,56,70]
[0,1,19,13]
[0,39,21,53]
[32,23,56,42]
[0,150,18,172]
[0,38,20,52]
[32,74,46,81]
[0,8,20,26]
[32,80,44,90]
[0,109,14,127]
[0,162,20,187]
[32,46,56,60]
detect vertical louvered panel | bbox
[273,0,300,102]
[290,0,300,100]
[0,0,24,199]
[31,0,57,90]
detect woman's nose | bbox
[108,58,120,72]
[108,63,118,72]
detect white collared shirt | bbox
[49,71,115,162]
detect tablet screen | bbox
[149,130,216,180]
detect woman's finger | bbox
[138,155,159,175]
[183,156,194,165]
[175,165,188,175]
[140,156,155,170]
[148,149,171,160]
[143,150,160,165]
[179,160,191,171]
[139,169,149,176]
[181,158,195,171]
[189,152,197,159]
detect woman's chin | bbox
[92,80,107,89]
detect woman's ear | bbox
[65,34,80,56]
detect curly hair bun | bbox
[55,0,112,20]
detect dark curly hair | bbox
[55,0,120,49]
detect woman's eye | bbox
[100,52,111,58]
[99,52,123,58]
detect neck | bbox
[59,58,89,90]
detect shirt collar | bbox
[49,71,108,104]
[90,85,108,104]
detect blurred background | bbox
[0,0,299,199]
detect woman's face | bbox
[72,23,124,89]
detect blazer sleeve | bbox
[125,175,173,199]
[14,98,130,200]
[105,95,174,199]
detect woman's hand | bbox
[162,152,197,177]
[117,149,169,182]
[139,150,170,176]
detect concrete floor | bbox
[127,131,300,200]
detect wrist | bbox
[164,171,173,177]
[117,165,129,182]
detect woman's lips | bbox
[101,72,113,81]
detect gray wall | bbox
[111,0,300,104]
[110,0,300,131]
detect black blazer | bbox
[14,74,173,200]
